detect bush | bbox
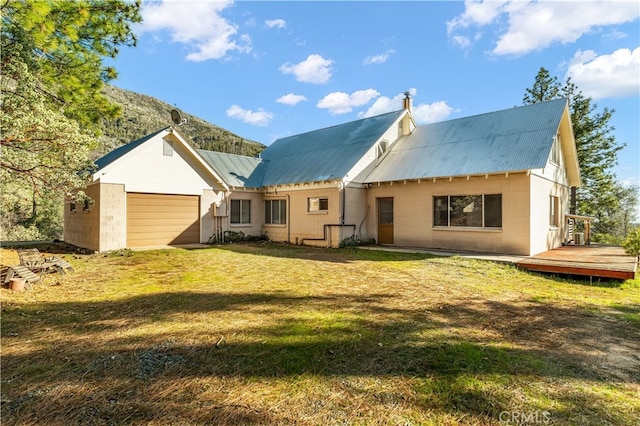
[622,228,640,259]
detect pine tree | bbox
[1,0,141,239]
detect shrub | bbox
[622,228,640,259]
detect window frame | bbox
[308,197,329,213]
[550,134,561,165]
[264,199,287,225]
[433,194,502,229]
[230,199,252,225]
[549,195,559,228]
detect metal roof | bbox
[198,150,263,188]
[360,98,569,183]
[259,110,405,186]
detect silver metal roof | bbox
[259,110,405,186]
[198,150,263,188]
[360,98,568,183]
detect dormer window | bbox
[377,140,389,159]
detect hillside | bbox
[98,85,266,158]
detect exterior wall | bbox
[98,183,127,251]
[529,173,569,255]
[262,184,341,247]
[365,174,533,255]
[97,133,223,194]
[64,183,127,252]
[344,185,369,242]
[64,183,102,252]
[200,189,226,243]
[226,190,265,238]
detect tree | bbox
[523,68,629,241]
[1,0,141,239]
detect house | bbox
[64,97,580,256]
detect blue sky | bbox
[109,0,639,190]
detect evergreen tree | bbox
[1,0,141,239]
[523,68,629,240]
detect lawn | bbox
[1,243,639,425]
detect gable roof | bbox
[361,98,572,183]
[94,127,168,171]
[259,110,406,186]
[198,150,264,188]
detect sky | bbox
[109,0,640,192]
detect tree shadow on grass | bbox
[2,292,638,424]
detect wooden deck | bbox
[517,245,637,280]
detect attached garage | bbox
[126,193,200,247]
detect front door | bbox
[378,198,394,244]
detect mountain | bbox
[98,85,266,158]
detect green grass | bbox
[1,243,639,425]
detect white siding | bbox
[97,133,222,195]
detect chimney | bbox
[403,90,411,111]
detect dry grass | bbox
[1,243,639,425]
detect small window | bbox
[377,140,389,159]
[82,198,91,212]
[230,199,251,224]
[69,202,77,213]
[163,139,174,157]
[265,199,286,225]
[549,196,559,227]
[308,197,328,212]
[550,134,561,165]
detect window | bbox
[69,202,76,213]
[433,194,502,228]
[82,198,92,212]
[484,194,502,228]
[163,139,174,157]
[376,140,389,159]
[230,199,251,224]
[265,199,286,225]
[308,197,328,212]
[549,196,559,227]
[550,134,561,165]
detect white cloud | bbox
[140,0,251,61]
[317,89,380,115]
[265,19,286,29]
[279,54,334,84]
[363,49,396,65]
[361,89,454,124]
[412,101,455,124]
[566,47,640,99]
[226,104,274,126]
[447,1,640,56]
[276,93,307,106]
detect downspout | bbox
[287,193,291,244]
[341,180,346,225]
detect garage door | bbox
[127,193,200,247]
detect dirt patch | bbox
[440,298,640,382]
